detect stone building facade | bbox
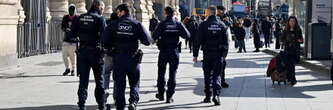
[0,0,180,69]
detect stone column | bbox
[287,0,295,16]
[17,0,25,24]
[85,0,93,11]
[123,0,136,17]
[49,0,68,54]
[134,0,150,28]
[146,0,155,18]
[112,0,122,8]
[154,0,168,20]
[103,0,113,18]
[174,0,180,21]
[49,0,68,21]
[69,0,87,15]
[0,0,19,68]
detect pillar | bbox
[134,0,150,28]
[85,0,93,11]
[17,0,25,24]
[69,0,87,15]
[49,0,68,21]
[0,0,20,68]
[123,0,136,17]
[103,0,113,18]
[49,0,68,52]
[112,0,122,8]
[174,0,180,20]
[146,0,155,18]
[154,0,168,20]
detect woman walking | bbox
[281,16,304,85]
[234,22,246,53]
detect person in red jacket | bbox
[61,4,78,76]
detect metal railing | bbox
[17,0,63,58]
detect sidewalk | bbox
[0,41,333,110]
[262,48,331,75]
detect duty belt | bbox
[79,45,98,49]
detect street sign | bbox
[312,0,332,24]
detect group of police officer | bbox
[67,0,230,109]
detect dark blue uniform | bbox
[193,15,228,98]
[153,16,190,100]
[102,14,151,110]
[70,10,106,108]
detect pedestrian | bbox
[193,6,228,106]
[153,6,190,103]
[186,16,199,53]
[183,16,190,49]
[106,12,118,25]
[61,4,78,76]
[274,18,283,49]
[103,11,118,106]
[149,14,159,34]
[232,18,242,49]
[102,4,152,110]
[261,16,272,48]
[281,16,304,86]
[69,0,106,110]
[243,16,252,40]
[252,19,261,52]
[234,21,246,53]
[217,6,231,88]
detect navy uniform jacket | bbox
[70,10,106,47]
[152,16,190,50]
[193,15,228,57]
[102,14,151,52]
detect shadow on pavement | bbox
[191,71,333,99]
[139,102,216,110]
[0,105,109,110]
[0,74,63,79]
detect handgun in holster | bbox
[135,49,144,64]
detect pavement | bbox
[262,48,331,75]
[0,40,333,110]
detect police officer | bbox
[69,0,106,110]
[153,6,190,103]
[103,11,118,106]
[102,4,151,110]
[217,6,230,88]
[193,6,228,106]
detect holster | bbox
[135,49,144,64]
[177,41,182,53]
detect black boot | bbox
[78,104,86,110]
[99,106,105,110]
[98,103,106,110]
[212,96,221,106]
[203,96,211,103]
[290,81,297,86]
[166,97,174,103]
[155,93,164,101]
[62,69,70,76]
[128,102,137,110]
[221,82,229,88]
[70,70,75,76]
[253,49,260,52]
[78,106,86,110]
